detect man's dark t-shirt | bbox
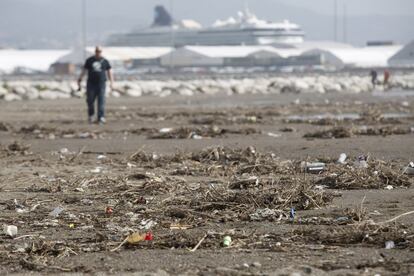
[84,56,111,85]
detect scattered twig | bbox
[83,151,122,155]
[110,236,129,252]
[189,234,208,252]
[70,146,86,162]
[13,234,38,240]
[21,258,72,272]
[377,210,414,225]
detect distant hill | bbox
[0,0,413,48]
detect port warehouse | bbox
[0,41,412,75]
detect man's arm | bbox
[107,68,114,91]
[77,68,87,91]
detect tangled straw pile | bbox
[317,160,413,189]
[304,126,412,139]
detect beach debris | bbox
[334,216,350,224]
[385,185,394,190]
[97,154,107,160]
[89,167,103,173]
[190,133,203,140]
[304,125,412,139]
[159,128,173,133]
[17,124,103,140]
[354,155,368,169]
[294,214,409,248]
[317,157,413,190]
[337,153,347,164]
[139,219,157,230]
[127,162,137,168]
[111,232,153,252]
[191,115,259,126]
[249,208,284,221]
[0,122,10,131]
[357,125,412,136]
[222,236,232,247]
[2,141,412,272]
[170,224,192,230]
[3,225,18,238]
[290,208,296,220]
[5,141,31,155]
[401,101,410,107]
[385,240,395,250]
[302,162,325,173]
[279,127,295,132]
[81,198,93,206]
[267,132,281,138]
[133,126,259,139]
[304,127,352,139]
[78,132,96,139]
[49,207,64,218]
[144,232,153,241]
[189,234,208,252]
[404,162,414,175]
[128,232,153,244]
[105,207,114,215]
[14,199,27,213]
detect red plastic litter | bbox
[145,232,153,241]
[106,207,113,215]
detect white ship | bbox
[107,6,305,47]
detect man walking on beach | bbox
[78,46,114,124]
[370,70,378,88]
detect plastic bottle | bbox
[223,236,232,247]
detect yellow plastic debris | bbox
[126,233,146,245]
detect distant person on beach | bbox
[78,46,114,125]
[383,69,390,88]
[370,70,378,88]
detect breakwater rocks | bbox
[1,74,414,101]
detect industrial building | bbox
[55,47,173,73]
[0,42,408,75]
[0,49,69,74]
[159,45,319,68]
[301,45,402,68]
[388,41,414,67]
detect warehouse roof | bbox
[0,49,69,73]
[302,45,402,67]
[389,41,414,67]
[57,47,173,64]
[182,46,279,58]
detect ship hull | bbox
[107,28,304,47]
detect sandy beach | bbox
[0,90,413,275]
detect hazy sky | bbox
[278,0,414,16]
[14,0,413,15]
[1,0,413,48]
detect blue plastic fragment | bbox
[289,208,296,220]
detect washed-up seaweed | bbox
[304,126,412,139]
[131,126,259,139]
[17,124,103,139]
[316,160,413,189]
